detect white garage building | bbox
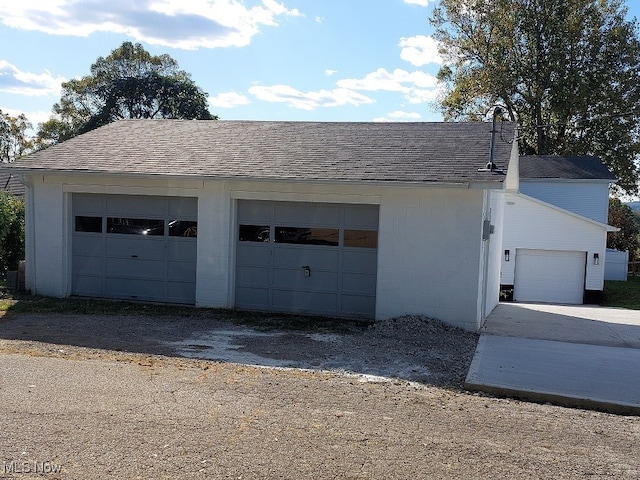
[501,155,618,304]
[10,120,517,331]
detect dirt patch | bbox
[0,311,638,479]
[0,312,476,388]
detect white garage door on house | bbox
[514,249,586,304]
[72,194,198,304]
[235,200,378,319]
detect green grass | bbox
[0,292,369,333]
[602,276,640,310]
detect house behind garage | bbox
[9,120,517,331]
[501,155,618,304]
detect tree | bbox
[0,110,32,162]
[35,41,216,148]
[431,0,640,195]
[608,197,639,258]
[0,192,25,276]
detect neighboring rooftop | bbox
[9,120,516,185]
[0,168,25,196]
[519,155,616,181]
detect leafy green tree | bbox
[431,0,640,194]
[36,41,217,149]
[0,192,25,275]
[608,197,639,259]
[0,110,32,162]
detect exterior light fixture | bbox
[594,253,599,265]
[504,249,510,262]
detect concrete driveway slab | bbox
[466,335,640,414]
[467,303,640,414]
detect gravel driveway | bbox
[0,311,638,479]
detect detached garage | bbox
[10,119,518,331]
[502,192,616,304]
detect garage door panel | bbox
[236,287,270,307]
[105,237,166,259]
[236,244,270,267]
[167,261,197,282]
[73,256,103,276]
[515,249,585,304]
[272,247,339,270]
[272,290,338,313]
[106,258,166,279]
[168,197,198,218]
[107,195,167,216]
[74,236,103,256]
[73,276,103,295]
[275,204,340,225]
[166,281,196,303]
[342,273,377,295]
[238,201,273,223]
[342,251,377,274]
[272,268,338,291]
[236,266,270,287]
[105,277,166,299]
[344,206,379,228]
[74,194,106,213]
[168,241,197,262]
[341,295,376,317]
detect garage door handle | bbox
[131,255,138,258]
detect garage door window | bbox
[275,227,339,246]
[169,220,198,238]
[107,218,164,236]
[344,230,377,248]
[239,225,270,242]
[75,216,102,233]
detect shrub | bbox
[0,191,25,276]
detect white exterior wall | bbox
[23,177,69,296]
[23,173,497,331]
[375,188,486,331]
[483,189,505,318]
[502,192,608,290]
[519,180,610,224]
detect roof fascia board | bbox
[18,168,505,190]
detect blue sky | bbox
[0,0,639,129]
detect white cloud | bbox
[337,67,440,106]
[374,110,423,122]
[208,91,251,108]
[399,35,442,66]
[388,111,422,119]
[0,0,303,49]
[248,84,374,110]
[403,0,434,6]
[338,67,437,91]
[325,69,338,76]
[0,60,64,96]
[315,16,324,23]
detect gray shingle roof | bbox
[519,155,616,181]
[0,167,25,196]
[10,120,516,185]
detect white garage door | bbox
[514,249,586,304]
